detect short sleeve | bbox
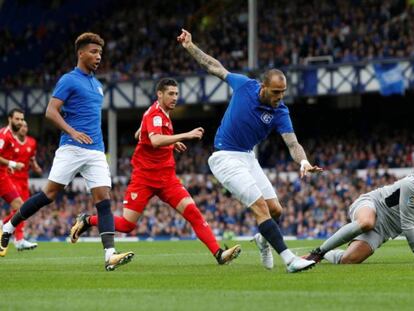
[52,75,72,102]
[225,73,250,91]
[274,105,294,134]
[0,132,9,154]
[145,113,164,136]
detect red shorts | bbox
[0,175,20,204]
[123,173,190,213]
[13,179,30,201]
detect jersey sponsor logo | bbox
[97,86,104,96]
[131,192,138,200]
[0,139,5,149]
[153,116,162,127]
[260,112,273,124]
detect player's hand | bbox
[186,127,204,140]
[70,130,93,144]
[15,162,25,171]
[177,29,192,49]
[30,158,43,175]
[300,160,323,178]
[174,142,187,153]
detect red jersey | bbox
[131,101,175,172]
[0,126,21,177]
[10,135,37,181]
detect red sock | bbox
[182,203,220,255]
[89,215,136,233]
[14,221,25,241]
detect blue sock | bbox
[96,199,115,249]
[258,218,288,254]
[11,192,52,226]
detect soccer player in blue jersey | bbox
[0,32,134,271]
[178,29,322,273]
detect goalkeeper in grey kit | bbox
[306,174,414,264]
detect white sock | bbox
[3,221,15,234]
[105,247,116,261]
[280,249,296,265]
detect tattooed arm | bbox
[281,132,323,178]
[177,29,229,80]
[281,133,307,163]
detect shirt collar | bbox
[74,67,94,77]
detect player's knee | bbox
[340,252,366,264]
[250,199,270,219]
[268,200,282,219]
[357,218,375,232]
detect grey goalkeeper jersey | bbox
[360,174,414,239]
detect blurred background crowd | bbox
[1,0,413,88]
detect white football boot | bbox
[252,233,274,269]
[286,256,315,273]
[15,239,38,251]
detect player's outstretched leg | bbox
[181,202,242,265]
[215,244,242,265]
[252,233,274,269]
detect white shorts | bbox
[48,145,111,190]
[208,150,276,207]
[348,196,386,251]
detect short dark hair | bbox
[8,108,24,118]
[156,78,179,92]
[262,69,285,85]
[75,32,104,52]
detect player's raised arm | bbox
[177,29,229,80]
[281,132,323,178]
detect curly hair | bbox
[75,32,104,52]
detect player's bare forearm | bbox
[281,133,307,163]
[185,42,228,80]
[46,100,76,135]
[150,133,189,148]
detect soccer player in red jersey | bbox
[7,120,43,250]
[71,78,241,264]
[0,109,36,251]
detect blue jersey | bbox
[214,73,294,152]
[52,67,105,151]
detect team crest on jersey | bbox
[261,112,273,124]
[27,147,31,152]
[15,148,19,153]
[97,86,104,96]
[131,192,138,200]
[408,195,414,206]
[153,116,162,127]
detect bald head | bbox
[259,69,287,107]
[262,69,286,86]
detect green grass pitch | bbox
[0,240,413,311]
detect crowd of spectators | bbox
[1,0,413,88]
